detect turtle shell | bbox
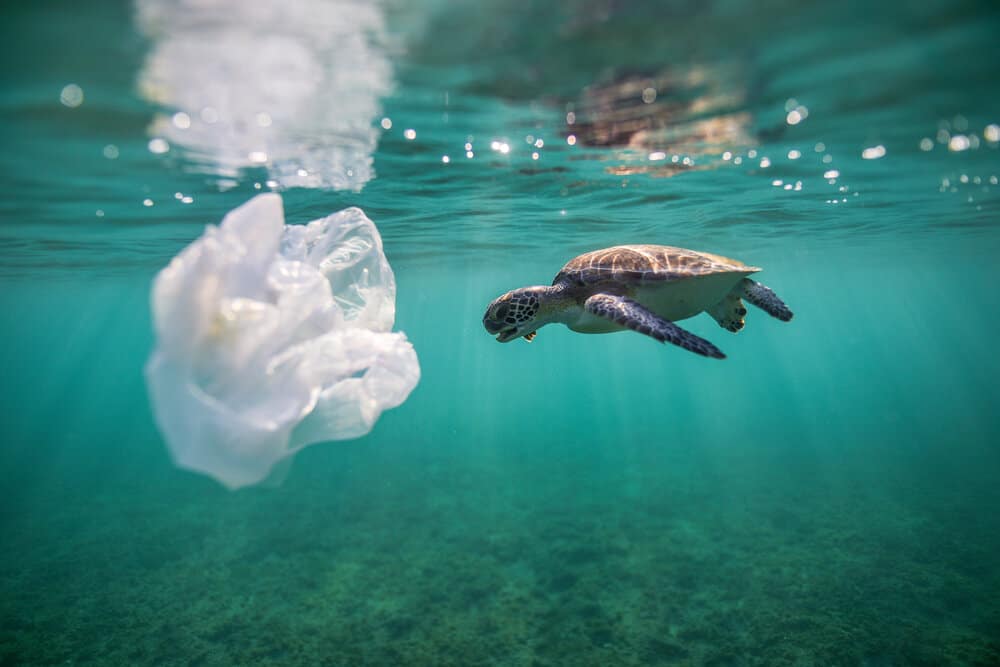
[552,244,759,288]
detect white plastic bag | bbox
[145,194,419,489]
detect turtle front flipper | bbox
[584,293,726,359]
[739,278,793,322]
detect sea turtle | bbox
[482,244,793,359]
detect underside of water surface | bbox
[1,0,999,665]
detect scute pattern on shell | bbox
[552,244,759,288]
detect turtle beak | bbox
[495,327,519,343]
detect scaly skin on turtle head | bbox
[483,288,543,343]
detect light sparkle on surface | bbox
[862,145,886,159]
[404,129,416,140]
[148,138,170,154]
[920,138,934,151]
[380,118,392,130]
[949,135,970,151]
[103,144,119,159]
[985,124,1000,142]
[172,112,191,129]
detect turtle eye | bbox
[494,304,509,320]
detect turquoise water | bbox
[2,1,1000,665]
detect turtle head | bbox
[483,287,544,343]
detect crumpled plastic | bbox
[144,194,419,489]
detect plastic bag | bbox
[145,194,419,489]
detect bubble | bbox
[380,117,392,130]
[172,112,191,129]
[60,84,84,108]
[404,129,416,140]
[103,144,120,159]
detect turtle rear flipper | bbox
[739,278,793,322]
[584,293,726,359]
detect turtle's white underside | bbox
[565,270,754,334]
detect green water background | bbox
[2,0,1000,664]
